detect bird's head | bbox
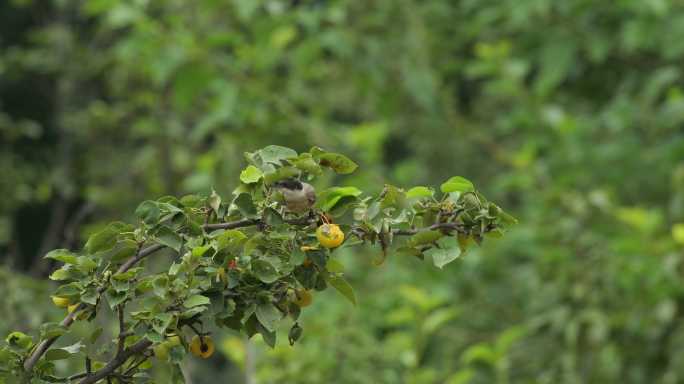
[273,179,303,191]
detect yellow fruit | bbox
[51,296,70,308]
[316,224,344,248]
[293,289,313,308]
[189,335,214,359]
[154,335,182,360]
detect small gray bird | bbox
[273,179,316,214]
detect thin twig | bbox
[393,222,464,236]
[123,353,150,376]
[117,304,126,356]
[77,339,153,384]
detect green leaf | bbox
[240,165,264,184]
[112,267,142,281]
[85,224,122,254]
[49,268,72,281]
[40,323,68,340]
[256,303,281,332]
[408,230,443,247]
[326,275,356,305]
[498,210,519,225]
[263,207,284,226]
[106,240,138,262]
[154,226,182,252]
[76,256,98,273]
[169,262,182,276]
[152,313,174,335]
[263,166,299,184]
[380,184,407,210]
[290,153,322,175]
[215,230,247,253]
[316,152,358,174]
[45,342,83,361]
[80,287,98,305]
[440,176,475,193]
[233,193,257,218]
[44,249,78,264]
[105,288,127,309]
[316,187,363,212]
[257,145,298,164]
[252,259,279,283]
[180,194,204,208]
[88,327,103,344]
[135,200,160,225]
[191,244,212,258]
[184,295,210,308]
[54,282,82,297]
[406,186,434,199]
[257,321,277,348]
[426,237,463,269]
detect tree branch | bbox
[76,339,153,384]
[393,222,464,236]
[203,218,260,231]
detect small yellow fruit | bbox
[316,224,344,248]
[293,289,313,308]
[189,335,214,359]
[51,296,70,308]
[154,335,182,360]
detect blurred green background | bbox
[2,0,684,383]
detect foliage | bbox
[0,146,512,383]
[3,0,684,383]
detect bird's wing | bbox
[304,185,316,204]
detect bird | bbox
[273,179,316,214]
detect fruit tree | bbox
[0,145,516,383]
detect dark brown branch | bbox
[67,372,89,381]
[393,222,464,236]
[124,352,151,376]
[203,218,260,231]
[77,339,153,384]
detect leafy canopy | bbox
[0,145,514,384]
